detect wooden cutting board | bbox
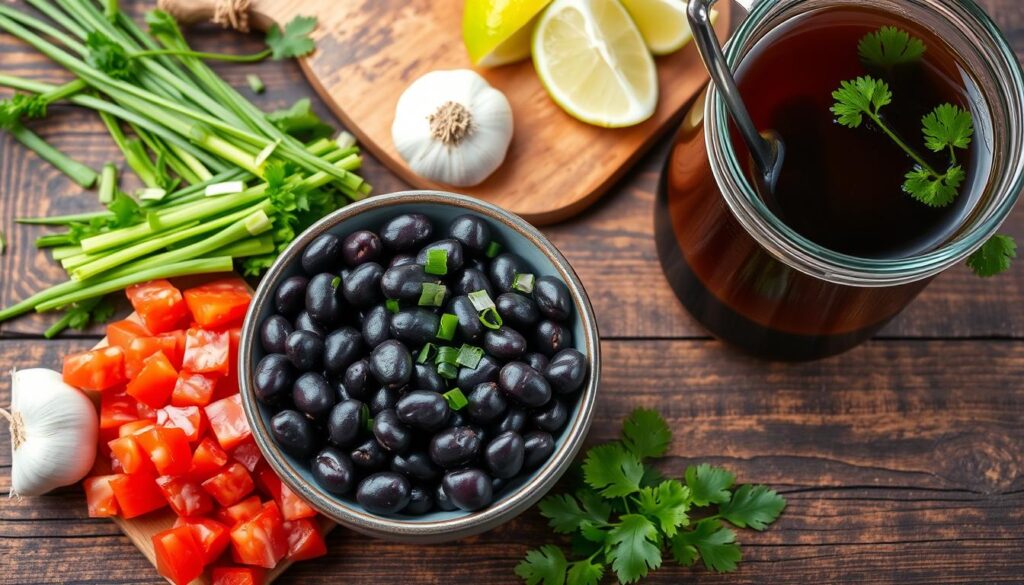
[180,0,731,225]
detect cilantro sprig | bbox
[516,409,786,584]
[858,26,926,68]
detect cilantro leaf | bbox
[967,234,1017,277]
[582,444,644,498]
[621,408,671,460]
[266,16,317,60]
[566,559,604,585]
[858,26,926,68]
[515,545,567,585]
[922,103,974,153]
[86,31,136,80]
[830,76,892,128]
[636,479,691,537]
[671,519,741,573]
[685,464,735,506]
[606,514,662,584]
[903,165,963,207]
[539,491,611,535]
[266,98,334,141]
[719,484,786,530]
[145,10,184,39]
[107,191,143,227]
[1,94,49,130]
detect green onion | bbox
[417,342,437,364]
[485,241,502,259]
[360,403,371,430]
[335,131,356,150]
[98,163,118,204]
[424,248,448,275]
[456,344,484,369]
[7,124,98,188]
[386,299,400,314]
[512,273,535,294]
[331,276,342,289]
[254,139,281,167]
[435,346,459,365]
[468,289,495,312]
[246,74,265,94]
[418,282,447,307]
[0,231,5,256]
[137,187,167,201]
[479,307,503,330]
[443,388,468,411]
[437,313,458,341]
[437,362,458,380]
[204,180,246,197]
[365,417,375,433]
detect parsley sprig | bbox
[515,409,785,584]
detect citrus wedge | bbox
[620,0,713,56]
[463,0,552,67]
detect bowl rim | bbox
[239,190,601,542]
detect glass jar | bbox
[656,0,1024,360]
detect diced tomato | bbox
[217,495,263,527]
[107,318,151,349]
[231,439,262,473]
[217,328,243,398]
[212,566,265,585]
[174,516,232,565]
[189,437,229,481]
[205,394,251,451]
[230,501,288,568]
[202,462,254,507]
[184,279,252,330]
[183,328,230,376]
[253,463,281,500]
[108,435,153,475]
[156,475,214,517]
[171,372,218,407]
[124,335,179,379]
[89,450,115,476]
[99,392,139,430]
[109,472,167,518]
[152,525,205,585]
[135,426,192,476]
[127,280,189,334]
[83,475,119,517]
[118,419,155,437]
[160,329,187,369]
[283,518,327,561]
[62,346,126,392]
[126,351,178,408]
[157,405,204,442]
[136,399,158,420]
[278,482,317,521]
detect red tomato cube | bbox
[118,420,155,437]
[278,482,317,521]
[160,330,187,369]
[217,495,263,527]
[136,426,193,476]
[174,516,232,565]
[253,463,281,500]
[230,501,288,568]
[157,405,205,442]
[202,462,254,507]
[109,472,167,518]
[216,328,243,399]
[212,566,265,585]
[189,436,229,481]
[152,525,205,585]
[183,328,230,376]
[99,392,139,430]
[63,346,126,392]
[108,435,153,475]
[127,280,189,334]
[126,351,178,409]
[106,318,151,349]
[205,394,251,451]
[83,475,119,517]
[184,279,252,330]
[283,518,327,561]
[156,475,214,517]
[171,372,218,407]
[231,439,262,473]
[125,335,180,379]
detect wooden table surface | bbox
[3,1,1024,584]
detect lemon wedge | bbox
[532,0,658,127]
[620,0,716,56]
[463,0,552,67]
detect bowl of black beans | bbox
[239,190,600,542]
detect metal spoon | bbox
[687,0,785,194]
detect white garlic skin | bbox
[392,69,514,187]
[8,368,97,496]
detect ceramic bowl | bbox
[239,190,600,543]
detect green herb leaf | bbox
[566,559,604,585]
[86,31,136,80]
[443,388,468,410]
[903,165,964,207]
[266,98,333,140]
[515,545,567,585]
[606,514,662,584]
[582,444,644,498]
[622,407,672,460]
[922,103,974,153]
[106,191,143,227]
[635,479,691,537]
[858,26,926,68]
[266,16,318,60]
[967,234,1017,277]
[670,519,741,573]
[145,10,182,38]
[539,491,611,535]
[684,464,735,506]
[830,76,891,128]
[719,484,787,530]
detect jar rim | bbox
[708,0,1024,286]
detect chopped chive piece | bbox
[0,231,5,256]
[331,275,342,289]
[365,417,375,433]
[386,298,400,313]
[419,282,447,307]
[512,273,535,294]
[254,139,282,167]
[437,313,458,341]
[468,289,495,312]
[98,163,118,204]
[485,241,502,258]
[424,248,448,275]
[443,388,468,411]
[137,187,167,201]
[336,131,357,150]
[360,403,370,428]
[437,362,458,380]
[204,180,246,197]
[479,307,503,330]
[417,343,437,364]
[435,346,459,365]
[456,344,484,369]
[246,74,265,94]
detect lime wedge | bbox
[532,0,658,128]
[463,0,552,67]
[620,0,717,56]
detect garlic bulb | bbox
[3,368,97,496]
[392,69,514,187]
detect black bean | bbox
[496,293,540,328]
[350,437,388,470]
[306,272,345,327]
[466,382,508,424]
[523,352,549,373]
[483,326,527,361]
[389,254,417,268]
[411,364,446,393]
[275,276,308,317]
[488,252,529,293]
[495,408,528,434]
[260,315,293,354]
[448,214,492,254]
[342,262,384,308]
[416,239,464,273]
[533,275,573,322]
[380,213,433,251]
[390,451,439,482]
[302,233,342,275]
[254,354,294,405]
[429,426,482,468]
[435,482,457,511]
[270,410,317,458]
[491,476,508,495]
[369,340,413,389]
[484,431,525,479]
[285,329,324,372]
[396,390,450,431]
[403,485,434,515]
[324,327,364,376]
[544,349,588,394]
[373,409,412,452]
[293,372,335,420]
[368,386,400,414]
[381,264,440,302]
[357,472,411,515]
[452,268,494,298]
[341,230,382,266]
[332,379,351,402]
[389,309,441,346]
[442,469,493,511]
[293,311,326,337]
[343,359,372,400]
[312,446,356,495]
[533,400,568,433]
[447,295,485,343]
[535,320,573,356]
[448,411,467,428]
[327,399,365,447]
[361,305,392,348]
[498,362,552,407]
[457,354,502,389]
[523,431,555,470]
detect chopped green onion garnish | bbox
[468,289,495,312]
[360,403,370,427]
[246,74,265,94]
[254,139,282,167]
[365,416,375,433]
[435,345,459,365]
[418,282,447,307]
[98,163,117,204]
[443,388,468,411]
[204,180,246,197]
[479,307,503,330]
[424,248,448,275]
[137,187,167,201]
[336,131,357,150]
[331,275,342,289]
[512,273,535,294]
[386,299,400,313]
[0,231,6,256]
[485,241,503,258]
[244,211,273,236]
[456,344,484,369]
[437,362,458,380]
[417,342,437,364]
[437,313,458,341]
